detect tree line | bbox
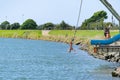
[0,10,119,30]
[0,19,74,30]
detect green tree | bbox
[60,21,66,30]
[0,21,10,30]
[55,24,61,30]
[57,21,73,30]
[20,19,37,29]
[42,22,55,30]
[11,22,20,29]
[80,10,108,30]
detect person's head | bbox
[105,27,107,30]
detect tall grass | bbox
[0,30,119,41]
[0,30,42,39]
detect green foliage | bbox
[60,21,67,29]
[80,10,108,30]
[0,21,10,30]
[0,11,118,31]
[55,24,61,30]
[11,22,20,29]
[103,22,119,30]
[89,10,107,22]
[55,21,73,30]
[37,21,74,30]
[20,19,37,29]
[41,22,55,30]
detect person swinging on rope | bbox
[68,39,74,53]
[67,0,83,53]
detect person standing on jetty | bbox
[104,25,111,39]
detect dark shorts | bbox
[104,33,107,37]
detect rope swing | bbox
[68,0,83,52]
[73,0,83,40]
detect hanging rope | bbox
[72,0,83,41]
[68,0,83,52]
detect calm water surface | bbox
[0,38,119,80]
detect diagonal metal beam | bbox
[100,0,120,21]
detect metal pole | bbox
[100,0,120,21]
[119,21,120,33]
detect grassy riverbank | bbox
[49,30,119,39]
[0,30,119,42]
[0,30,42,39]
[0,30,118,38]
[49,30,119,47]
[0,30,119,44]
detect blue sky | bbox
[0,0,120,26]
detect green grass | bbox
[49,30,119,39]
[0,30,119,41]
[0,30,42,39]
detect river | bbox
[0,38,119,80]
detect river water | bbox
[0,38,119,80]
